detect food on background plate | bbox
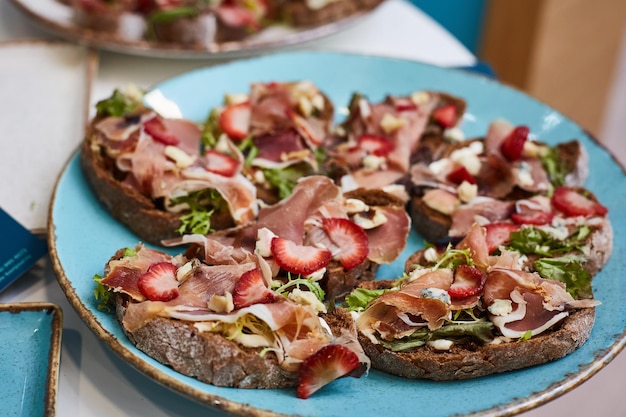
[68,0,385,46]
[345,222,605,380]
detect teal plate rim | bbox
[48,51,626,417]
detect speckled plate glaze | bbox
[0,303,62,417]
[48,51,626,417]
[10,0,383,59]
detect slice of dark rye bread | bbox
[355,279,596,381]
[113,293,359,388]
[81,137,235,246]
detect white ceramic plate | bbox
[10,0,384,59]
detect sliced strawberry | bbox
[144,117,180,146]
[204,150,239,177]
[552,186,608,217]
[357,134,394,157]
[446,165,476,185]
[499,125,529,161]
[484,222,521,253]
[232,268,276,309]
[297,344,361,399]
[392,97,418,112]
[321,218,369,270]
[137,262,179,302]
[219,101,251,140]
[271,237,332,276]
[432,103,458,128]
[447,264,486,299]
[215,5,260,29]
[511,211,553,225]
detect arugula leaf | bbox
[200,108,222,150]
[541,146,569,187]
[380,320,495,352]
[123,247,137,257]
[148,6,198,24]
[518,330,533,342]
[345,288,389,311]
[432,245,473,269]
[93,274,112,312]
[507,225,591,256]
[237,137,259,167]
[95,89,140,117]
[534,254,593,299]
[272,274,326,302]
[170,188,226,235]
[263,164,313,200]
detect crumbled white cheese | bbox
[352,210,388,229]
[305,267,326,282]
[449,146,482,175]
[298,96,314,117]
[420,287,451,304]
[423,247,439,263]
[488,299,513,316]
[362,154,387,170]
[516,161,535,187]
[410,91,430,106]
[428,158,453,175]
[358,98,371,118]
[457,181,478,203]
[311,94,325,111]
[443,126,466,143]
[408,266,434,281]
[176,260,197,282]
[344,198,369,214]
[255,227,277,257]
[288,288,327,313]
[380,113,406,133]
[224,93,248,106]
[207,292,234,313]
[164,146,196,168]
[427,339,454,351]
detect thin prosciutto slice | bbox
[356,269,453,340]
[483,268,599,338]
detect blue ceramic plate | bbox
[0,303,62,417]
[49,51,626,417]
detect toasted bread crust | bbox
[80,127,236,246]
[358,307,595,381]
[114,294,357,388]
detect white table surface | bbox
[1,1,625,416]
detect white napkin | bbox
[0,41,94,231]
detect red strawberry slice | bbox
[446,165,477,185]
[448,264,487,299]
[219,101,251,140]
[321,218,369,270]
[137,262,179,302]
[204,150,239,177]
[215,5,260,29]
[484,222,521,253]
[297,344,362,399]
[232,268,276,309]
[499,125,529,161]
[552,186,608,217]
[144,117,180,146]
[511,211,553,225]
[392,97,418,112]
[271,237,332,276]
[357,134,394,157]
[432,103,458,128]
